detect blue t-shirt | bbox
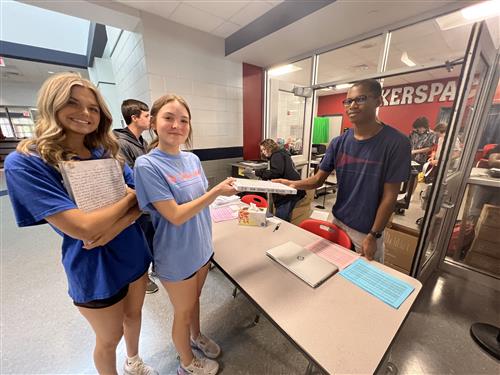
[4,149,152,303]
[134,149,213,281]
[319,124,411,233]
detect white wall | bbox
[109,27,150,107]
[0,82,39,106]
[88,58,123,129]
[141,12,243,150]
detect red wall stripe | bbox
[243,63,263,160]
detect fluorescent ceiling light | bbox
[335,83,353,90]
[48,71,55,74]
[462,0,500,20]
[436,0,500,30]
[268,64,301,77]
[401,52,416,67]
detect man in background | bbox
[275,79,411,262]
[114,99,158,294]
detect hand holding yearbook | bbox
[233,178,297,194]
[59,159,127,212]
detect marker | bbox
[273,223,281,232]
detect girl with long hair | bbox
[5,72,157,375]
[134,94,236,375]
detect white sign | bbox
[381,81,457,106]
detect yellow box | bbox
[238,206,267,227]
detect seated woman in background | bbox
[409,116,437,171]
[255,139,306,221]
[428,122,462,166]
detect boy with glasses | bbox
[275,79,411,262]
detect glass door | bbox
[413,22,498,283]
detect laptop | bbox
[266,241,338,288]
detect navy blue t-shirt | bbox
[5,149,152,303]
[319,124,411,233]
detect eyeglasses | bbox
[342,95,369,107]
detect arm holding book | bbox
[46,187,137,243]
[82,204,143,249]
[152,178,237,226]
[273,169,330,191]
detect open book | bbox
[233,178,297,194]
[60,159,126,212]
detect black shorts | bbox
[183,255,213,281]
[74,285,129,309]
[73,271,146,309]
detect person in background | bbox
[274,79,411,262]
[428,122,462,167]
[5,73,157,375]
[134,94,237,375]
[485,143,500,168]
[255,139,305,222]
[409,116,436,171]
[470,143,500,221]
[114,99,158,294]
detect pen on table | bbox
[273,223,281,232]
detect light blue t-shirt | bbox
[134,149,214,281]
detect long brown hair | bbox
[17,72,120,168]
[148,94,192,151]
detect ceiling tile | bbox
[117,1,180,19]
[230,2,273,27]
[187,1,249,20]
[169,3,225,33]
[211,21,241,38]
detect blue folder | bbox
[340,259,415,309]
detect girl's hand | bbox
[214,177,238,197]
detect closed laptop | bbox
[266,241,338,288]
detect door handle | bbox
[442,201,455,209]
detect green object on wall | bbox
[313,117,329,144]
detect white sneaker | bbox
[123,357,159,375]
[177,357,219,375]
[190,333,221,359]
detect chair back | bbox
[482,143,498,159]
[299,219,352,249]
[241,194,268,208]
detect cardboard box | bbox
[478,204,500,229]
[385,261,410,275]
[468,237,500,259]
[475,223,500,244]
[384,227,418,273]
[238,206,267,227]
[464,251,500,276]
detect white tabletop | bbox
[212,219,422,374]
[468,168,500,188]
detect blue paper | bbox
[340,259,414,309]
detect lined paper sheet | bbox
[340,259,415,309]
[305,239,359,270]
[60,159,126,212]
[210,205,238,222]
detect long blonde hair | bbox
[17,72,120,167]
[148,94,192,151]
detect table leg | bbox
[454,184,474,261]
[305,360,315,375]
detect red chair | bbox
[476,143,498,168]
[241,194,268,208]
[299,219,352,249]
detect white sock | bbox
[127,354,140,365]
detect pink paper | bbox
[211,205,238,222]
[305,239,360,269]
